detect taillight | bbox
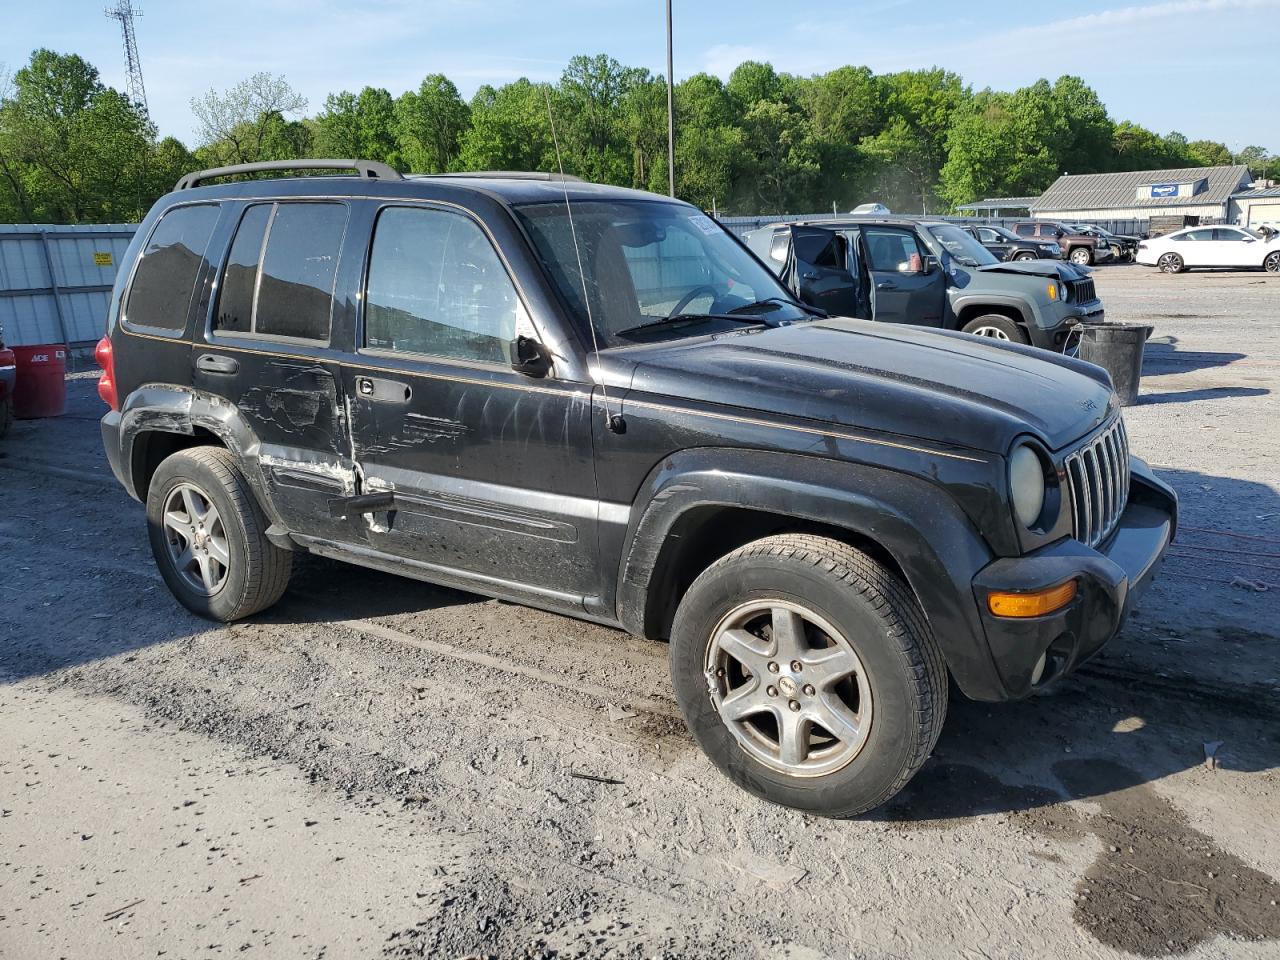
[95,335,119,411]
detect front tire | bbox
[669,534,948,818]
[1069,247,1093,266]
[146,446,292,622]
[1264,251,1280,273]
[1014,252,1036,261]
[961,314,1029,344]
[1158,252,1185,274]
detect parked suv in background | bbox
[1012,220,1114,265]
[97,160,1175,817]
[961,224,1061,261]
[745,216,1104,349]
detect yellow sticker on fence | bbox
[93,251,113,266]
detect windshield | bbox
[515,200,808,346]
[925,224,1000,266]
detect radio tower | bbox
[105,2,149,119]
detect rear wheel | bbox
[1158,252,1185,274]
[146,446,292,622]
[1264,251,1280,273]
[669,534,948,818]
[961,314,1028,344]
[1069,247,1093,266]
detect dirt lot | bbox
[1,264,1278,959]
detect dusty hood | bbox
[621,318,1116,455]
[975,259,1090,281]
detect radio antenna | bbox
[543,87,624,434]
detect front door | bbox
[973,227,1012,260]
[1211,227,1256,267]
[858,225,946,326]
[1175,228,1217,266]
[783,226,861,317]
[342,203,599,606]
[194,199,359,544]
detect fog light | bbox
[987,580,1077,618]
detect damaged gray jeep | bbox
[97,161,1175,817]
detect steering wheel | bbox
[668,284,719,317]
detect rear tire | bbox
[146,446,292,622]
[1158,252,1185,274]
[1069,247,1093,266]
[961,314,1029,344]
[669,534,948,818]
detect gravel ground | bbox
[1,263,1278,959]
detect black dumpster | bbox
[1077,324,1153,407]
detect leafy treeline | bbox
[0,47,1272,224]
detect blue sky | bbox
[4,0,1278,151]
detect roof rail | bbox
[174,159,402,191]
[411,171,584,183]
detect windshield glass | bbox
[515,200,808,346]
[925,224,1000,266]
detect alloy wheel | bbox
[1265,251,1280,273]
[1158,253,1181,273]
[969,325,1011,340]
[705,599,873,777]
[162,482,230,595]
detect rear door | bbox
[194,200,359,544]
[783,226,861,317]
[341,202,600,603]
[858,225,945,326]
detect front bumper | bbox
[1030,303,1105,351]
[969,458,1176,699]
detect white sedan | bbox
[1137,225,1280,274]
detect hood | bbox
[975,259,1089,281]
[621,318,1115,455]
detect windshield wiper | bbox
[727,296,825,318]
[613,313,764,338]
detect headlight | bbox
[1009,444,1046,529]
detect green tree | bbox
[190,72,308,164]
[456,79,555,173]
[672,73,742,210]
[394,75,469,173]
[1187,138,1232,167]
[862,68,966,212]
[555,54,646,184]
[314,87,399,165]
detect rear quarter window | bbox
[124,204,221,331]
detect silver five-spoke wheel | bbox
[968,325,1010,340]
[162,482,230,595]
[706,599,872,777]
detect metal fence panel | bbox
[0,223,137,346]
[719,213,1153,238]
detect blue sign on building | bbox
[1150,183,1179,198]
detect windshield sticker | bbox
[689,214,719,235]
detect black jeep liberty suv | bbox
[97,160,1176,817]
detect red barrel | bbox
[12,344,68,419]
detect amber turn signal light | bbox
[987,580,1078,618]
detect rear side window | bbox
[213,202,347,342]
[125,204,221,330]
[793,231,845,269]
[364,206,520,364]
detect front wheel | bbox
[1014,252,1036,261]
[961,314,1029,344]
[1158,252,1185,274]
[669,534,948,817]
[146,446,292,622]
[1264,251,1280,274]
[1069,247,1093,266]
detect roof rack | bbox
[410,171,584,183]
[174,159,402,191]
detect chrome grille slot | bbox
[1065,417,1129,547]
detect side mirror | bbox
[508,336,552,377]
[922,255,938,274]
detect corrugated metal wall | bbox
[0,224,137,347]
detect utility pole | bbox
[105,2,149,120]
[665,0,675,197]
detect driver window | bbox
[863,228,918,271]
[365,206,520,364]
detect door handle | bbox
[355,376,411,403]
[876,281,897,290]
[196,353,238,374]
[801,271,820,280]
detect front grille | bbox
[1068,278,1096,303]
[1065,417,1130,548]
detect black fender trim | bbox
[951,294,1033,331]
[615,447,1008,700]
[116,384,282,526]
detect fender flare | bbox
[615,447,1007,700]
[117,384,280,524]
[951,294,1036,331]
